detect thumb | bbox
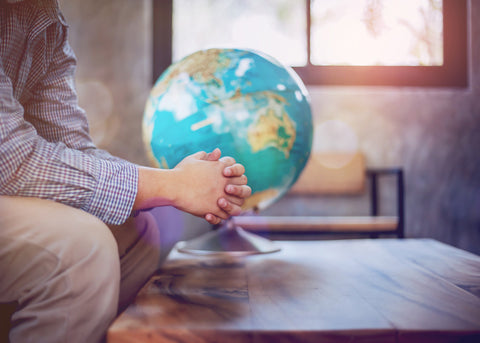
[204,148,221,161]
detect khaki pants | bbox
[0,196,163,343]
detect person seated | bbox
[0,0,252,342]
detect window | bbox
[309,0,443,66]
[171,0,306,66]
[153,0,467,87]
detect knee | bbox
[1,200,122,302]
[1,198,123,342]
[44,214,122,338]
[27,208,123,315]
[62,215,121,292]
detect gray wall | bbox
[59,0,152,163]
[59,0,480,255]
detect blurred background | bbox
[58,0,479,255]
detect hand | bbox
[133,149,251,225]
[170,151,229,220]
[203,148,251,224]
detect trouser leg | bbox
[0,196,121,343]
[0,197,164,343]
[109,210,161,314]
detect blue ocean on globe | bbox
[143,48,313,211]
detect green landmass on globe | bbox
[143,48,313,212]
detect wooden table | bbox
[108,239,480,343]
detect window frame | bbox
[152,0,467,87]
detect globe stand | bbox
[177,218,281,257]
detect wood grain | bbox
[232,215,399,232]
[108,239,480,343]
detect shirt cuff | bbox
[87,159,138,225]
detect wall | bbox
[58,0,152,163]
[59,0,480,255]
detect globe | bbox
[143,48,313,212]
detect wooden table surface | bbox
[108,239,480,343]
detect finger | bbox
[219,156,236,167]
[223,163,245,177]
[225,174,248,186]
[218,197,242,216]
[225,184,252,198]
[204,148,221,161]
[205,213,222,225]
[224,194,245,207]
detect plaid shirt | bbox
[0,0,138,225]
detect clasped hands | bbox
[173,148,251,224]
[135,148,251,225]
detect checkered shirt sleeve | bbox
[0,1,138,225]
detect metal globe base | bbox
[177,219,281,257]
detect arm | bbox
[0,63,138,225]
[1,19,249,225]
[1,83,248,227]
[30,23,252,222]
[29,29,250,222]
[0,23,136,225]
[134,149,251,225]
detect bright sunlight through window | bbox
[172,0,306,66]
[311,0,443,66]
[172,0,443,67]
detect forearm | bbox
[133,163,212,216]
[0,134,138,225]
[0,100,137,225]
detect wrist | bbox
[133,166,178,210]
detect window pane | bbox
[311,0,443,66]
[173,0,307,66]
